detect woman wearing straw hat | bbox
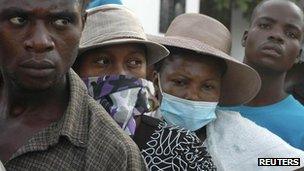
[139,13,304,171]
[73,4,168,136]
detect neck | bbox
[245,63,288,106]
[195,126,207,142]
[285,63,304,91]
[0,76,69,120]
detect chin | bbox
[14,75,63,92]
[261,65,288,73]
[20,81,57,92]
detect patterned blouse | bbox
[134,115,216,171]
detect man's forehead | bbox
[255,1,303,21]
[0,0,82,12]
[254,1,304,28]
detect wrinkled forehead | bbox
[0,0,82,14]
[253,1,304,29]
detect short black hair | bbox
[155,46,227,77]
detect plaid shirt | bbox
[4,70,146,171]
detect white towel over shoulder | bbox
[206,110,304,171]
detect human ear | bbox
[242,30,248,47]
[295,49,303,63]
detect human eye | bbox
[286,30,299,39]
[53,18,71,27]
[258,23,271,29]
[172,78,187,87]
[9,16,27,26]
[201,83,216,91]
[127,58,143,68]
[96,56,110,67]
[286,31,296,39]
[127,53,145,68]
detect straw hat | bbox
[148,13,261,106]
[79,4,169,65]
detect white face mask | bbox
[158,74,218,131]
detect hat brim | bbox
[79,38,169,65]
[149,35,261,106]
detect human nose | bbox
[109,63,128,76]
[24,21,55,53]
[184,88,201,101]
[268,26,284,44]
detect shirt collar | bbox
[58,69,89,147]
[12,69,90,160]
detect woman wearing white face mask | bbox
[134,13,304,171]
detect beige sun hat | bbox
[148,13,261,106]
[79,4,169,65]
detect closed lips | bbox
[20,60,55,69]
[261,43,282,55]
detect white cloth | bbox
[207,110,304,171]
[0,161,5,171]
[144,108,162,118]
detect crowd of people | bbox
[0,0,304,170]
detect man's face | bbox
[0,0,84,90]
[242,1,304,73]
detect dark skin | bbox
[76,43,147,78]
[75,43,148,131]
[242,0,304,106]
[285,63,304,104]
[153,51,223,141]
[146,65,155,81]
[0,0,85,162]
